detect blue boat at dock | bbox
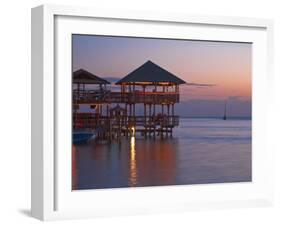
[73,131,96,144]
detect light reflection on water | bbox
[73,118,251,190]
[129,136,137,186]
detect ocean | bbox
[72,118,252,190]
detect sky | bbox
[72,35,251,117]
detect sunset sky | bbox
[72,35,252,117]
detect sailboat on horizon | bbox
[223,100,227,120]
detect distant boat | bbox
[223,100,227,120]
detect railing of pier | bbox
[73,90,180,104]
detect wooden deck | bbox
[73,86,182,139]
[73,114,179,129]
[74,114,179,140]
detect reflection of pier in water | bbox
[72,138,179,189]
[73,61,186,141]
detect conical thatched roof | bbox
[73,69,110,84]
[116,61,186,85]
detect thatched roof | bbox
[116,61,186,85]
[73,69,110,84]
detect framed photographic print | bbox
[31,4,274,221]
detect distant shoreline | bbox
[179,116,252,120]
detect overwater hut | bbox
[73,69,110,103]
[72,61,186,141]
[115,60,186,138]
[73,69,110,130]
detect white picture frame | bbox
[31,4,274,221]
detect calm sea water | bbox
[72,118,252,190]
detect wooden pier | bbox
[73,61,186,141]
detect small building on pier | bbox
[73,69,110,104]
[73,69,110,130]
